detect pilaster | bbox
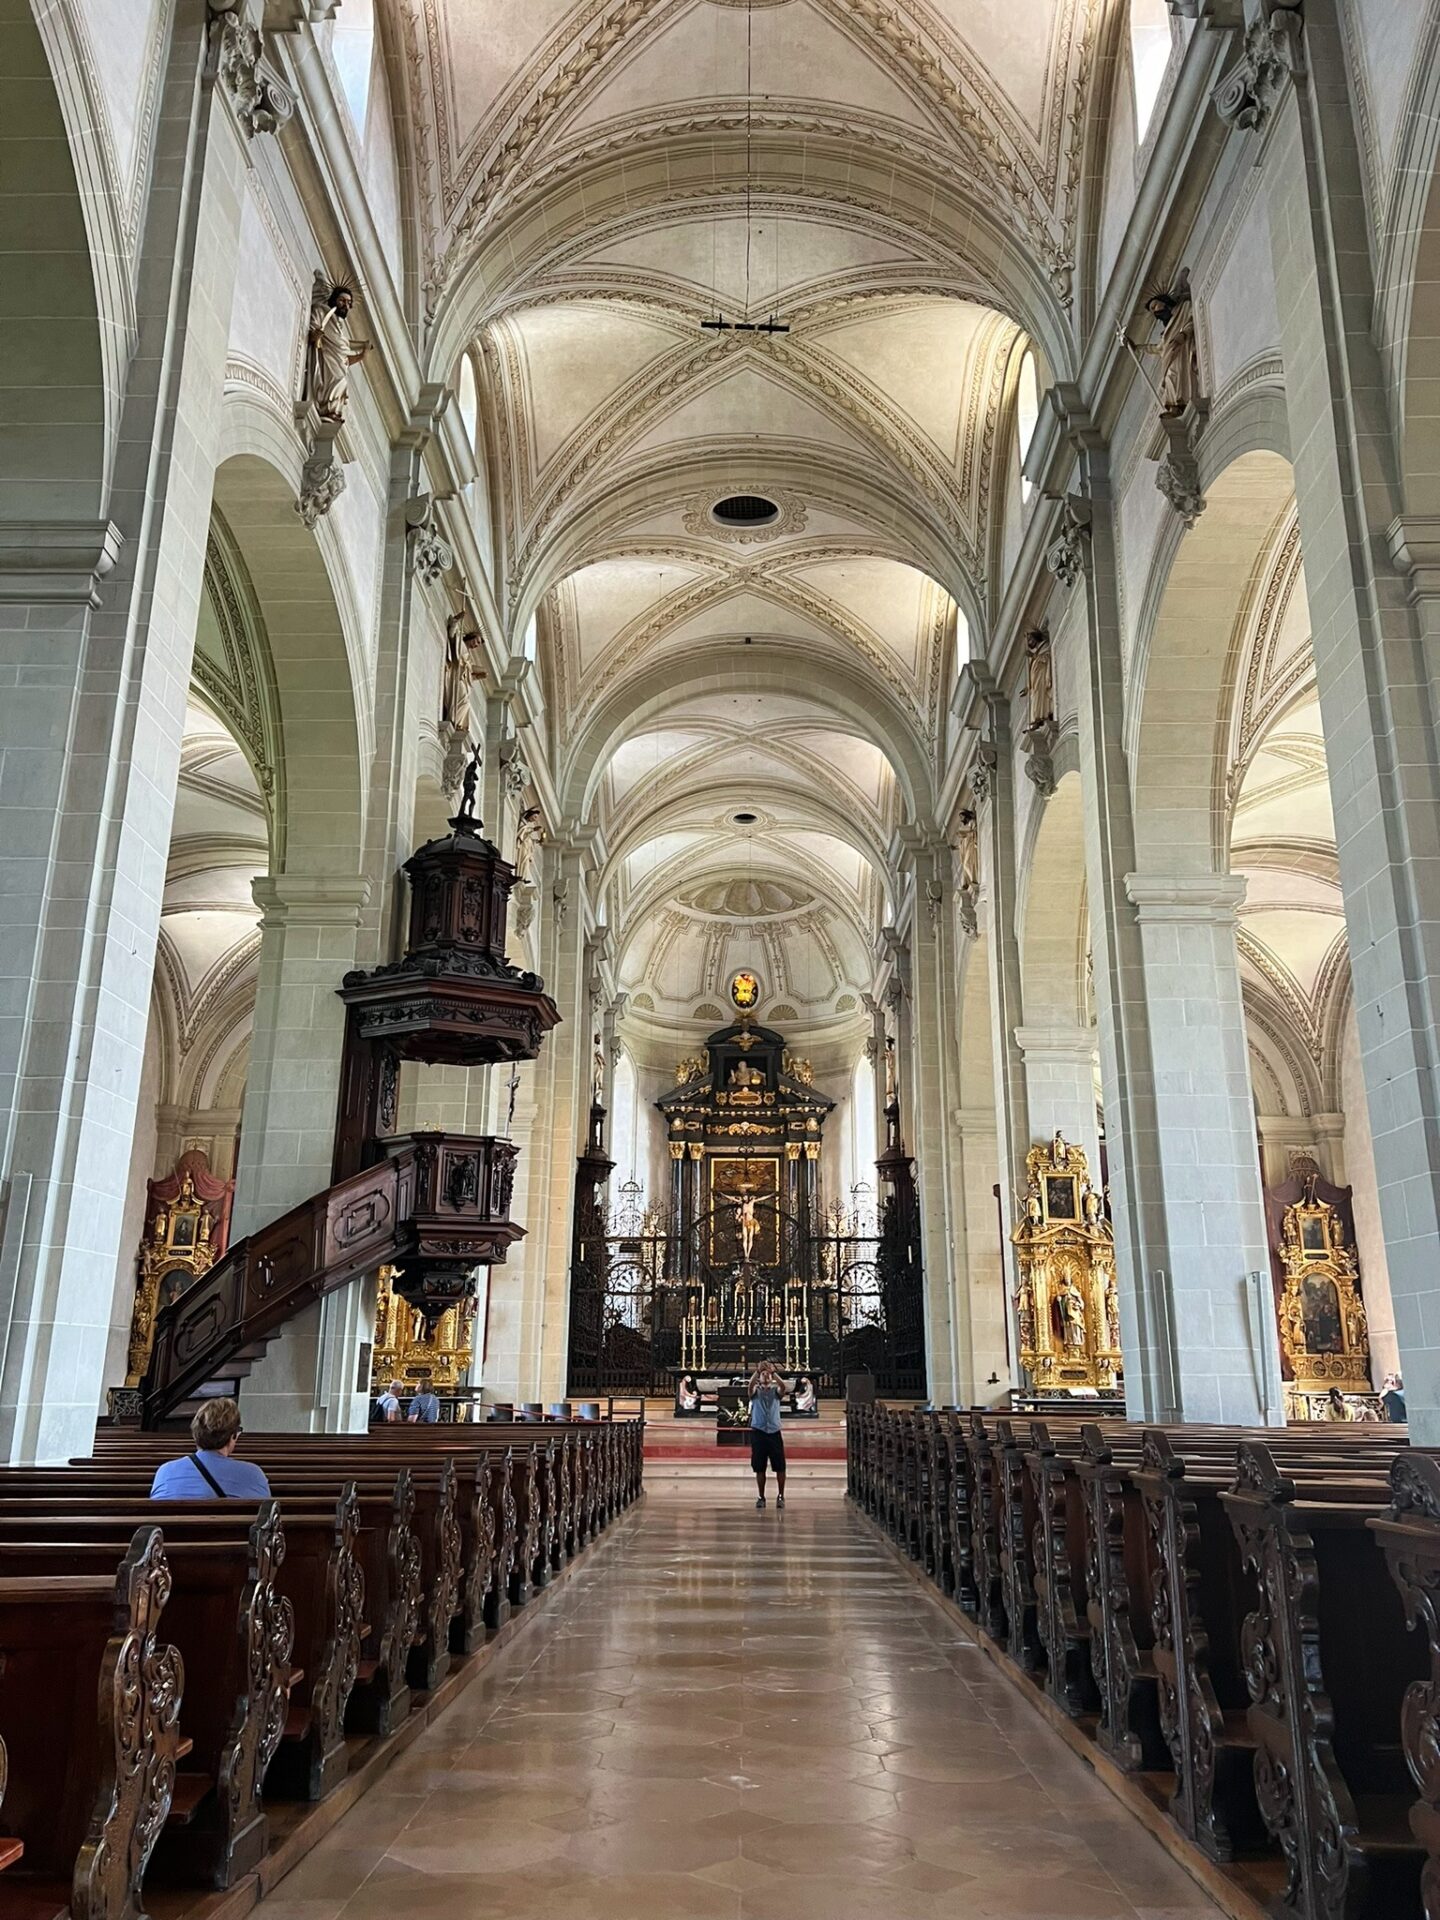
[1257,2,1440,1440]
[232,874,369,1233]
[1124,874,1281,1423]
[0,5,257,1462]
[896,840,962,1403]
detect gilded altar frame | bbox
[1011,1134,1120,1395]
[125,1170,220,1387]
[1275,1192,1374,1420]
[372,1265,476,1393]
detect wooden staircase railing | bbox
[142,1132,521,1427]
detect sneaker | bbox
[776,1494,785,1510]
[756,1494,766,1509]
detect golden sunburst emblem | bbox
[729,969,760,1013]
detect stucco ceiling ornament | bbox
[405,496,455,586]
[1213,4,1305,134]
[682,490,808,545]
[296,437,345,529]
[207,0,294,140]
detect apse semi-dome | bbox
[678,876,814,916]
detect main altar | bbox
[566,972,927,1396]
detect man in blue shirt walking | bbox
[150,1397,271,1498]
[748,1361,788,1510]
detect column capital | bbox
[0,521,123,607]
[1125,872,1247,921]
[1387,518,1440,604]
[1013,1024,1100,1063]
[251,874,371,927]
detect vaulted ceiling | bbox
[403,0,1098,1046]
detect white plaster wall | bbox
[1343,0,1429,187]
[1340,1002,1399,1383]
[327,461,386,667]
[1201,184,1281,398]
[76,0,166,215]
[365,46,405,289]
[228,188,306,407]
[1096,63,1139,304]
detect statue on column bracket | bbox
[302,275,371,424]
[954,807,980,937]
[295,273,370,527]
[512,805,544,935]
[441,609,483,798]
[1045,495,1092,589]
[1019,628,1059,797]
[1123,270,1209,530]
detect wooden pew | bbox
[0,1500,291,1888]
[0,1529,182,1920]
[1369,1451,1440,1920]
[1224,1441,1426,1920]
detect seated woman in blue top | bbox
[150,1397,272,1498]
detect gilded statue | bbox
[1056,1276,1087,1353]
[302,277,371,424]
[1011,1133,1118,1394]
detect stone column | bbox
[896,840,962,1403]
[0,6,261,1461]
[483,837,590,1403]
[1064,450,1280,1422]
[972,694,1031,1237]
[1124,876,1281,1423]
[1255,3,1440,1440]
[1013,1026,1102,1180]
[231,876,370,1234]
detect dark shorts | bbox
[751,1429,786,1475]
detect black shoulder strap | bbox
[192,1452,229,1497]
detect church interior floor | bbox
[255,1483,1224,1920]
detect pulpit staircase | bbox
[141,1132,521,1427]
[134,783,561,1429]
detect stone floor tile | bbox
[248,1486,1225,1920]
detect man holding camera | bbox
[749,1361,789,1510]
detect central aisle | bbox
[265,1484,1224,1920]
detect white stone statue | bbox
[1023,629,1054,730]
[1137,279,1200,417]
[513,805,544,882]
[442,610,481,736]
[954,808,979,894]
[303,276,371,423]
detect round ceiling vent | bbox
[711,493,780,528]
[732,811,758,825]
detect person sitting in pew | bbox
[408,1386,441,1424]
[1382,1372,1407,1422]
[149,1397,272,1498]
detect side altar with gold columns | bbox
[1011,1133,1120,1395]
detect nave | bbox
[259,1483,1218,1920]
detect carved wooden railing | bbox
[142,1131,520,1426]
